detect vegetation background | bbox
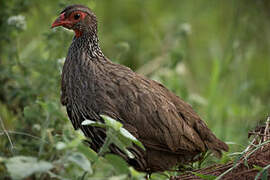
[0,0,270,179]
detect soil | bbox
[171,123,270,180]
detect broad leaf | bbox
[81,119,96,125]
[81,119,106,128]
[77,144,98,162]
[120,128,145,150]
[67,152,92,173]
[6,156,53,180]
[101,115,122,130]
[105,154,129,174]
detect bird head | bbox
[51,5,97,38]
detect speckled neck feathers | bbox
[70,31,104,59]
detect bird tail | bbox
[195,121,229,158]
[205,137,229,158]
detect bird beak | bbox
[51,13,70,28]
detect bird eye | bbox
[74,14,80,20]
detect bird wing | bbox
[124,76,206,153]
[94,62,209,154]
[160,82,229,156]
[143,81,228,157]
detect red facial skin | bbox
[51,11,87,37]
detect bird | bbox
[51,4,229,172]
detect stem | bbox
[0,130,48,143]
[0,116,14,151]
[39,112,50,157]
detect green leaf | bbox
[125,149,135,159]
[120,127,145,150]
[81,119,96,125]
[67,152,92,173]
[253,165,263,171]
[66,136,83,148]
[23,106,37,119]
[120,128,137,141]
[129,167,145,179]
[108,175,128,180]
[81,119,106,128]
[5,156,53,180]
[36,100,48,110]
[191,172,216,180]
[101,115,123,130]
[97,115,145,158]
[105,154,129,174]
[77,144,98,162]
[110,136,133,158]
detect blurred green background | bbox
[1,0,270,179]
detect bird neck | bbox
[72,31,104,59]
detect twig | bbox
[0,130,49,143]
[262,116,270,150]
[80,171,88,180]
[263,117,270,142]
[248,132,270,138]
[39,112,50,157]
[245,135,258,153]
[216,133,259,180]
[0,116,14,150]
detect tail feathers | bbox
[194,120,229,158]
[205,136,229,158]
